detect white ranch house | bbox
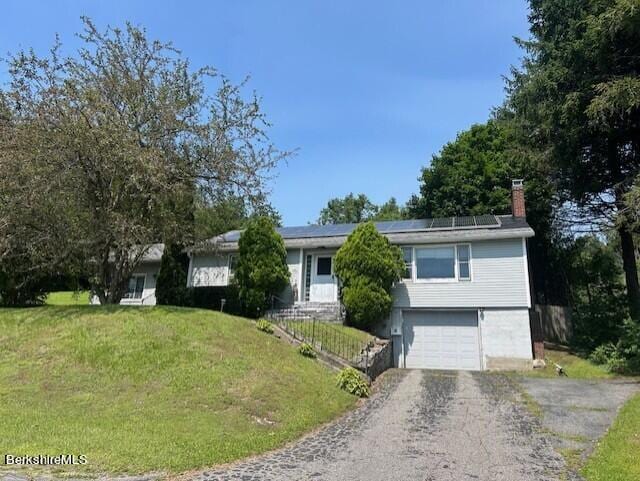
[102,181,537,371]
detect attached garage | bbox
[402,310,481,370]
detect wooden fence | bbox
[535,304,572,345]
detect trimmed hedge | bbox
[189,285,242,315]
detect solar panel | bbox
[218,214,502,243]
[474,214,500,227]
[431,217,454,228]
[454,216,476,227]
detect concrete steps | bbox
[266,302,345,322]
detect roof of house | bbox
[142,243,165,261]
[191,214,534,253]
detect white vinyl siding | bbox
[189,254,230,286]
[279,250,302,304]
[392,239,529,308]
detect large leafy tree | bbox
[334,222,404,330]
[0,18,287,304]
[508,0,640,319]
[407,120,566,304]
[235,217,290,317]
[317,193,405,225]
[194,193,282,241]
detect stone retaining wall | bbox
[356,340,393,381]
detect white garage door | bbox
[403,310,481,370]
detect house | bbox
[109,180,536,371]
[90,243,164,306]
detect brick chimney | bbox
[511,179,526,218]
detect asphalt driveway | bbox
[519,376,639,461]
[196,370,582,481]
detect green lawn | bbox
[582,394,640,481]
[0,306,356,474]
[45,290,90,305]
[520,349,615,379]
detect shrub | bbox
[589,320,640,375]
[341,278,393,330]
[155,244,191,306]
[613,319,640,374]
[235,217,290,318]
[0,259,48,306]
[298,342,316,358]
[336,367,370,398]
[334,222,403,331]
[256,319,274,334]
[190,285,242,314]
[589,343,617,365]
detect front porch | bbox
[279,248,338,303]
[266,301,345,323]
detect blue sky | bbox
[0,1,530,226]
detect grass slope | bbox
[582,394,640,481]
[0,306,356,474]
[521,349,615,379]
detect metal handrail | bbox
[275,316,371,364]
[140,293,155,305]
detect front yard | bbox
[0,306,357,475]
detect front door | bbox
[309,255,337,302]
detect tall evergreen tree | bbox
[508,0,640,319]
[155,244,191,306]
[235,217,290,317]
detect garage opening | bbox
[402,310,481,370]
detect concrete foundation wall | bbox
[480,308,532,369]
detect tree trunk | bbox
[618,225,640,321]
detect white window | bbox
[401,247,413,280]
[416,246,456,280]
[228,255,237,281]
[457,245,471,280]
[124,274,145,299]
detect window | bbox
[124,274,145,299]
[457,245,471,280]
[317,256,332,276]
[228,255,237,280]
[304,255,312,301]
[401,247,413,279]
[416,246,456,280]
